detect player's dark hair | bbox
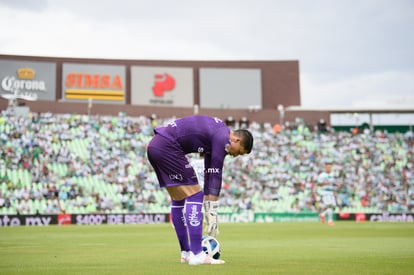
[234,129,253,154]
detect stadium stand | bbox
[0,109,413,215]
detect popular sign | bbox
[131,66,194,107]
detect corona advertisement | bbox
[0,59,56,101]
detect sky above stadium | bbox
[0,0,413,109]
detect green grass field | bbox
[1,222,414,274]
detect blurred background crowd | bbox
[0,110,413,215]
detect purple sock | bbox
[185,191,204,255]
[171,199,189,252]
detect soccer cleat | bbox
[188,251,225,265]
[328,221,335,226]
[180,251,190,263]
[319,213,325,223]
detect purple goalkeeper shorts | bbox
[147,134,198,188]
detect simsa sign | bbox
[62,63,126,104]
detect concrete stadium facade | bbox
[0,54,331,127]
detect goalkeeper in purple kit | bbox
[146,115,253,265]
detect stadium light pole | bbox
[277,104,285,129]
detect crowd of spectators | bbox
[0,109,413,215]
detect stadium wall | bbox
[0,54,331,126]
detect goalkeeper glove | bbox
[203,200,219,237]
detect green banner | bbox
[219,212,320,223]
[254,212,320,222]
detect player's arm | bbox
[202,153,219,237]
[203,155,212,196]
[203,141,226,237]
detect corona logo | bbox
[17,67,35,80]
[1,66,45,95]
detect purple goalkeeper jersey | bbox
[154,115,230,196]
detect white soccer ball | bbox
[201,236,221,259]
